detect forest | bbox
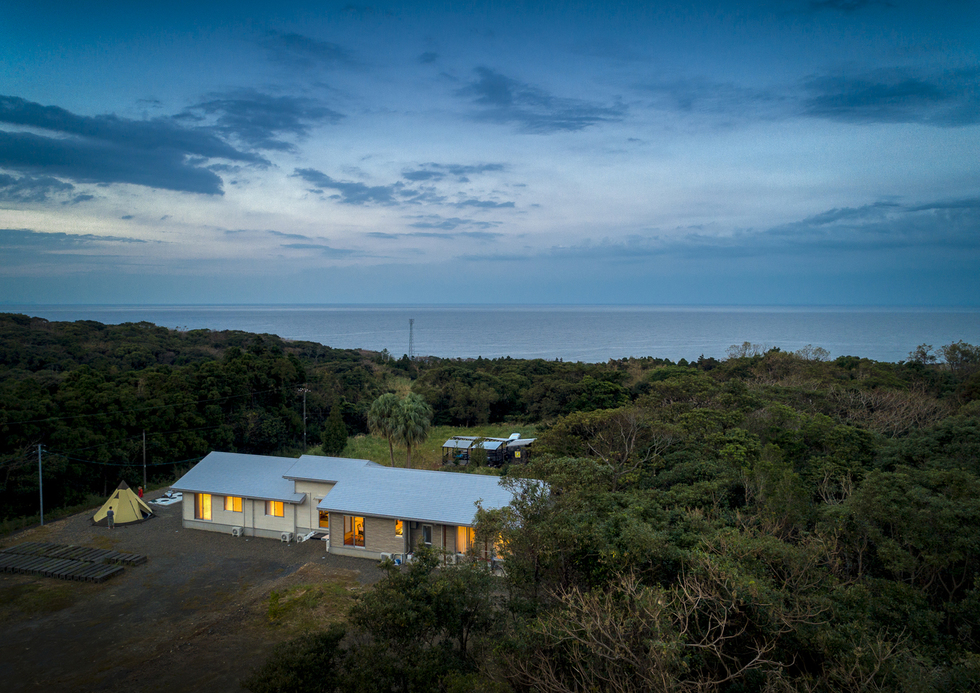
[2,312,979,691]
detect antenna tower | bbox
[409,318,415,360]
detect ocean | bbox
[4,305,980,364]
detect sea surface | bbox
[5,304,980,364]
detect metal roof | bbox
[317,467,515,526]
[172,451,306,503]
[283,455,380,482]
[441,438,506,451]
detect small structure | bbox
[171,451,516,561]
[441,433,535,467]
[93,481,154,526]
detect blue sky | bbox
[1,0,978,305]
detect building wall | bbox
[182,492,299,540]
[293,480,335,531]
[327,512,410,559]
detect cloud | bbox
[453,198,514,209]
[0,173,74,202]
[182,89,343,152]
[407,216,499,231]
[460,196,980,264]
[640,78,787,122]
[801,69,980,127]
[0,95,265,194]
[419,52,438,64]
[295,167,512,209]
[261,31,355,69]
[640,68,980,129]
[293,167,398,205]
[268,230,315,240]
[401,162,504,182]
[280,242,357,257]
[457,67,626,133]
[0,228,147,256]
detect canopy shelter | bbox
[93,481,154,526]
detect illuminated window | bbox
[422,524,432,545]
[394,519,403,536]
[195,493,212,520]
[456,526,475,554]
[224,496,243,512]
[344,516,365,547]
[319,510,330,528]
[265,501,284,517]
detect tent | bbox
[93,481,154,526]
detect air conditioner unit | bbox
[280,532,293,543]
[231,526,244,537]
[380,552,392,562]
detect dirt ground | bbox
[0,493,385,693]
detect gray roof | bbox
[318,467,515,526]
[172,451,306,503]
[284,455,380,482]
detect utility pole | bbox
[37,444,43,526]
[143,430,147,490]
[298,387,311,453]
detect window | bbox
[265,500,284,517]
[457,526,475,554]
[394,519,403,537]
[422,524,432,545]
[195,493,212,521]
[224,496,243,512]
[344,516,365,547]
[319,510,330,528]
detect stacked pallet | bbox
[0,542,147,583]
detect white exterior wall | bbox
[293,480,335,532]
[181,492,301,540]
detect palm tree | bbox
[396,392,432,469]
[367,393,401,466]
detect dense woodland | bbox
[2,312,980,691]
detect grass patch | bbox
[0,493,107,538]
[0,581,79,622]
[265,582,358,634]
[311,423,539,470]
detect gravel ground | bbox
[0,491,385,693]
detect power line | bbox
[45,449,204,468]
[49,424,224,456]
[0,387,286,427]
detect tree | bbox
[396,392,433,469]
[321,404,348,456]
[367,393,401,466]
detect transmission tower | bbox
[409,318,414,360]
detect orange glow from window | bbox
[195,493,212,520]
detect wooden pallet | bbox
[0,542,146,583]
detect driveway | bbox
[0,493,383,693]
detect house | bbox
[441,433,535,467]
[171,451,515,560]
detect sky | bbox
[1,0,978,306]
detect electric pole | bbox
[298,387,311,453]
[38,444,43,526]
[143,430,147,490]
